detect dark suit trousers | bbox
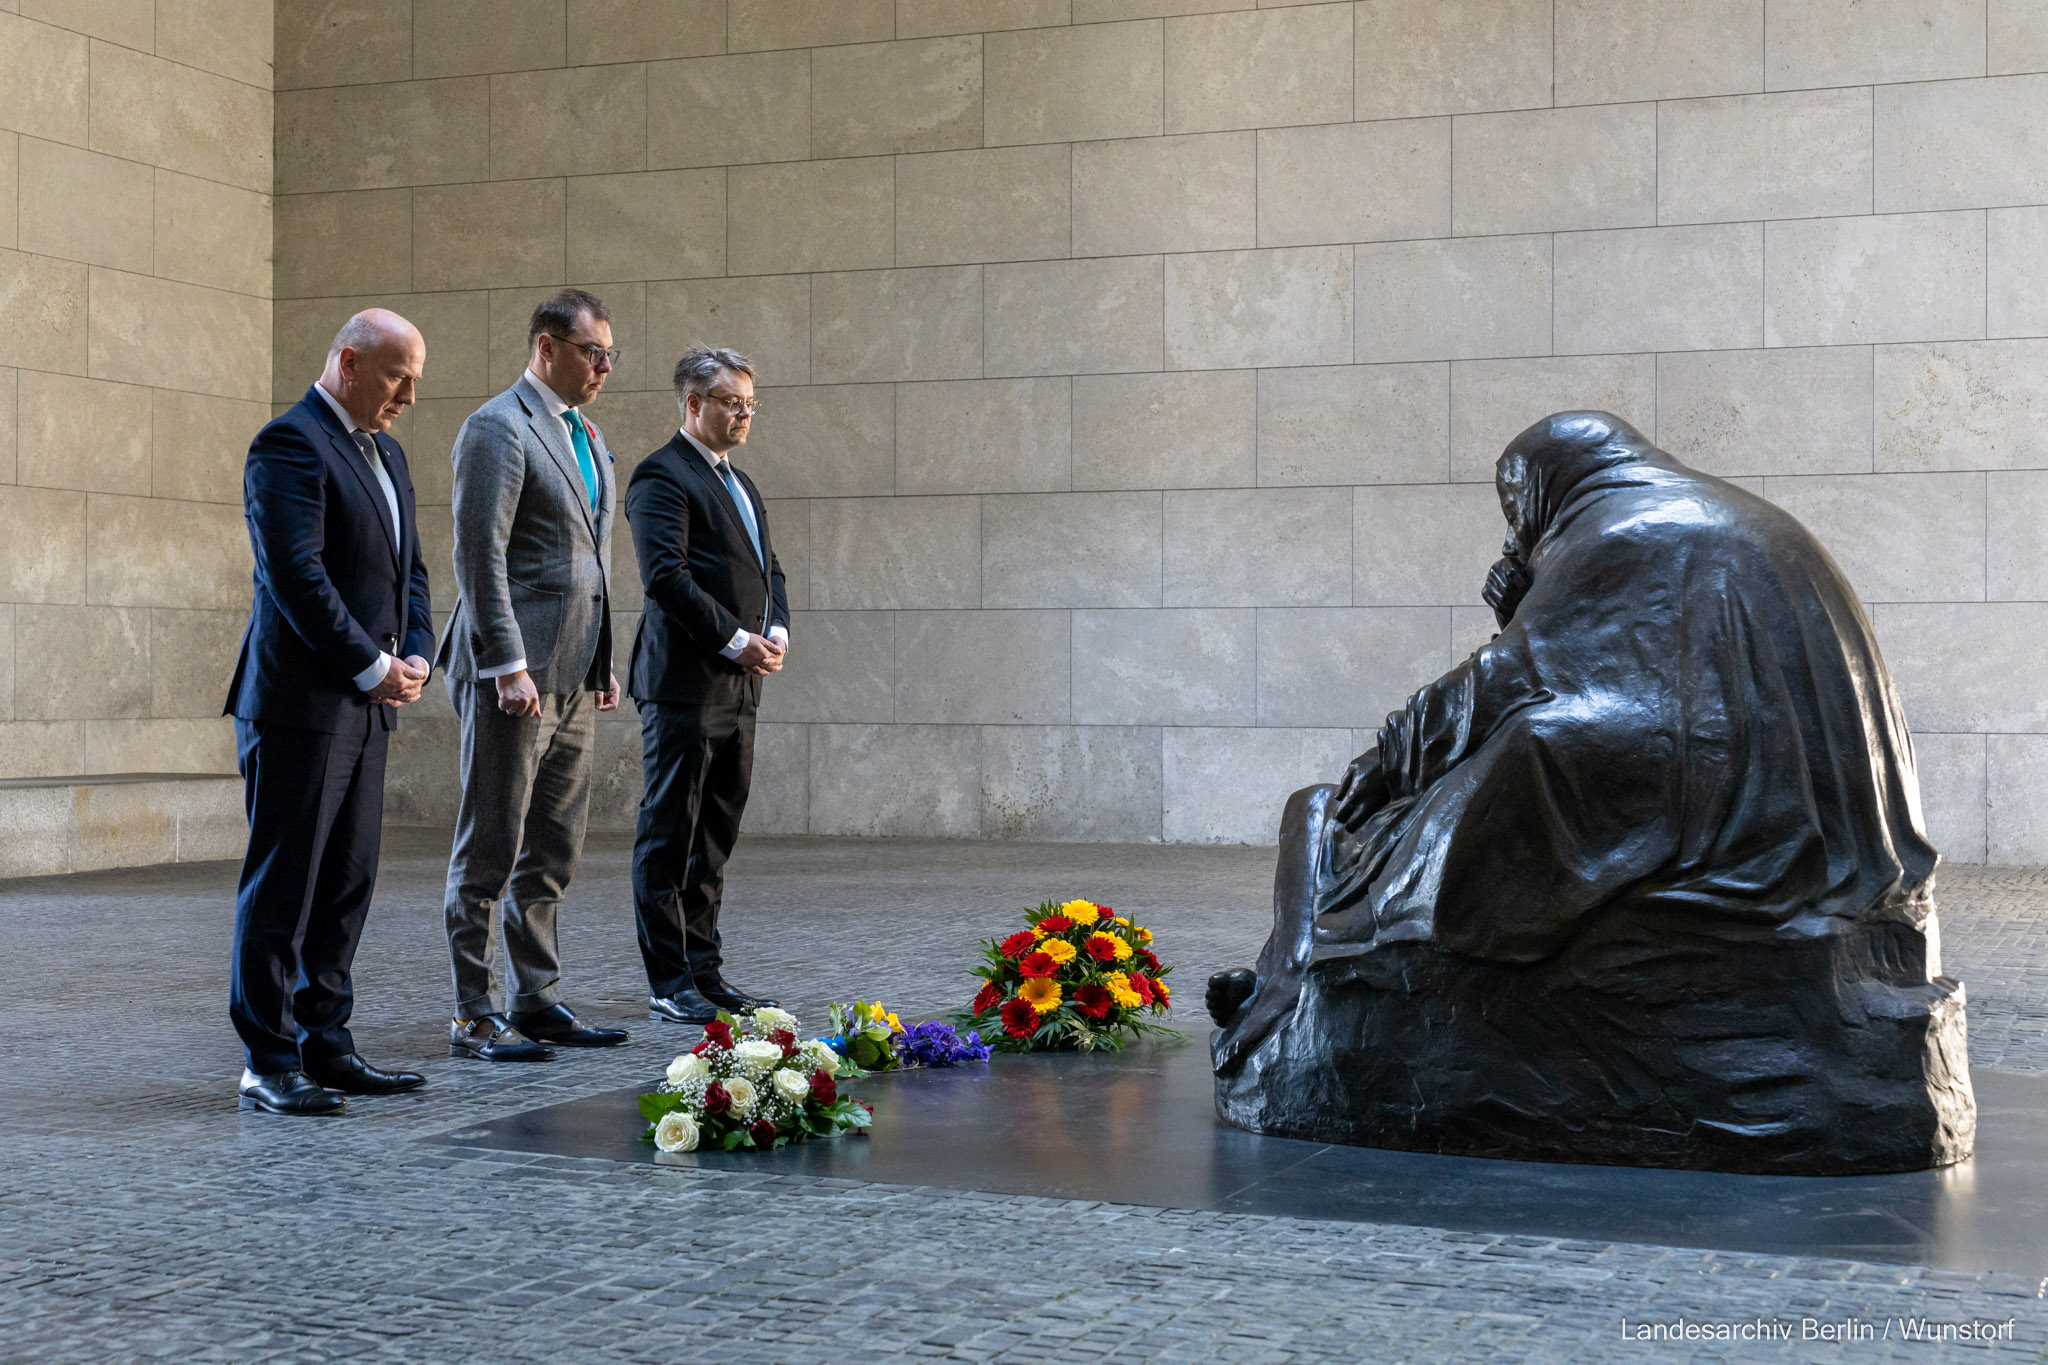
[632,699,755,999]
[229,711,387,1074]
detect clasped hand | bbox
[368,655,431,706]
[736,633,786,677]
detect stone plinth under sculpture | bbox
[1208,412,1976,1175]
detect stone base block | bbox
[0,773,242,879]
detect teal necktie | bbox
[564,408,600,518]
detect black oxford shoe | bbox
[305,1052,427,1094]
[238,1069,346,1116]
[695,976,778,1013]
[510,1003,629,1048]
[648,989,721,1024]
[449,1014,555,1062]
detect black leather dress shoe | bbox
[305,1053,427,1094]
[648,989,720,1024]
[695,976,778,1012]
[510,1003,629,1048]
[238,1069,346,1116]
[449,1014,554,1062]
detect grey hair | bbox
[327,310,405,360]
[672,346,754,406]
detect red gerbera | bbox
[1085,933,1120,962]
[1130,973,1157,1005]
[1150,976,1170,1005]
[1136,948,1162,972]
[702,1082,732,1116]
[999,997,1039,1039]
[972,980,1002,1015]
[749,1119,779,1147]
[1073,983,1113,1021]
[810,1071,837,1106]
[1095,904,1114,918]
[1037,914,1073,934]
[1000,930,1038,959]
[1018,950,1058,978]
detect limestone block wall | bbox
[271,0,2048,858]
[0,3,272,783]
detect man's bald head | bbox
[320,308,425,433]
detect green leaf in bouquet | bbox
[638,1092,683,1122]
[720,1130,745,1151]
[849,1034,882,1068]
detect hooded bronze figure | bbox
[1209,412,1976,1174]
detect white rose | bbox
[653,1111,699,1153]
[733,1039,783,1074]
[749,1007,799,1035]
[723,1076,758,1118]
[772,1068,811,1103]
[665,1053,708,1086]
[801,1041,840,1076]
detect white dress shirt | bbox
[313,382,403,693]
[679,427,788,661]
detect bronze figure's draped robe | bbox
[1209,412,1976,1174]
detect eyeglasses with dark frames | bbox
[547,334,622,366]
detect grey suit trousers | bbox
[444,680,596,1016]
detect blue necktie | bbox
[564,408,600,518]
[717,458,765,568]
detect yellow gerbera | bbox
[1104,971,1143,1010]
[1107,935,1132,961]
[1059,899,1100,925]
[1039,937,1077,965]
[1135,927,1153,945]
[1018,977,1063,1013]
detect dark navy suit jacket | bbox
[625,432,787,708]
[224,386,434,734]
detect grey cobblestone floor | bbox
[1,832,2044,1363]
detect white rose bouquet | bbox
[640,1009,872,1153]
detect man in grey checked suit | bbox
[435,288,629,1062]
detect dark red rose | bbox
[1037,914,1073,934]
[810,1071,837,1106]
[700,1020,734,1050]
[749,1119,778,1147]
[1073,983,1113,1021]
[702,1082,732,1117]
[1018,950,1058,979]
[1000,998,1038,1039]
[972,980,1002,1015]
[859,1101,873,1113]
[1137,948,1162,972]
[999,931,1037,959]
[769,1027,797,1056]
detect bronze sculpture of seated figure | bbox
[1208,411,1976,1175]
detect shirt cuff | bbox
[768,626,788,646]
[352,652,394,692]
[476,657,528,680]
[719,628,749,660]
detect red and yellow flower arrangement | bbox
[954,898,1175,1052]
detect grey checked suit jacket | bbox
[435,374,616,693]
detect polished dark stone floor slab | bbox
[434,1038,2048,1277]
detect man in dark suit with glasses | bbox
[626,346,788,1025]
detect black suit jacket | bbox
[625,433,788,707]
[224,386,435,733]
